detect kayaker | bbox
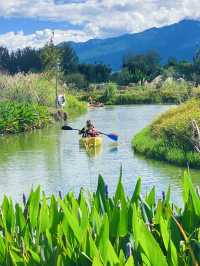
[88,96,93,105]
[79,120,99,137]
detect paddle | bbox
[61,125,118,142]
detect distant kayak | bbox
[79,136,103,148]
[88,103,104,108]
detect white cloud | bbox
[0,29,91,50]
[0,0,200,49]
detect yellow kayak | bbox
[79,136,103,148]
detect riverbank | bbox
[0,73,87,134]
[0,173,199,265]
[133,99,200,168]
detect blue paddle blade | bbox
[107,133,118,141]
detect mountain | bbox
[63,20,200,71]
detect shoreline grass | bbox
[132,127,200,168]
[132,99,200,168]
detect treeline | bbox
[0,41,111,88]
[111,49,200,86]
[1,40,200,89]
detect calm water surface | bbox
[0,105,200,203]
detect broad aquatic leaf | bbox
[183,172,200,216]
[98,214,109,263]
[92,256,103,266]
[39,192,50,233]
[29,186,41,228]
[0,235,5,264]
[114,175,127,208]
[125,256,135,266]
[160,216,169,251]
[28,249,41,264]
[107,241,120,265]
[15,203,26,233]
[2,195,15,233]
[58,198,82,243]
[145,186,155,209]
[137,219,168,266]
[49,195,59,232]
[131,178,141,205]
[167,240,178,266]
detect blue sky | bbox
[0,0,199,49]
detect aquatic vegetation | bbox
[0,173,199,265]
[133,99,200,167]
[0,102,52,134]
[65,94,87,118]
[81,80,192,105]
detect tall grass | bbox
[0,173,199,265]
[0,73,55,106]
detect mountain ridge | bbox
[62,19,200,70]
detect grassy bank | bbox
[0,73,87,134]
[0,173,199,265]
[133,99,200,167]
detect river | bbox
[0,105,200,203]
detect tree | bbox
[0,47,10,72]
[122,51,161,84]
[60,43,79,74]
[111,68,133,86]
[17,47,42,73]
[78,63,111,83]
[40,40,61,73]
[193,48,200,84]
[64,73,88,89]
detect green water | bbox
[0,105,200,203]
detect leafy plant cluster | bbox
[0,174,199,265]
[0,102,52,134]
